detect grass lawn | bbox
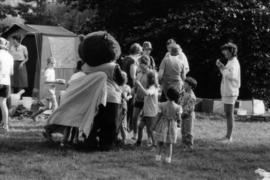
[0,113,270,180]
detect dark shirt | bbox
[121,56,136,88]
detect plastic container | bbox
[22,97,33,110]
[10,89,25,107]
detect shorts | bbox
[0,85,10,98]
[134,101,144,109]
[222,96,238,105]
[140,116,157,130]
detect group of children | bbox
[117,52,197,163]
[41,38,197,164]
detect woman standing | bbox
[9,35,28,92]
[159,44,186,101]
[216,42,241,143]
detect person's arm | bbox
[181,64,186,81]
[222,61,240,82]
[130,63,137,86]
[158,59,165,80]
[21,46,28,67]
[10,57,14,76]
[135,80,148,96]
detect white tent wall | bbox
[39,35,79,99]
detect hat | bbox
[0,38,8,50]
[143,41,152,50]
[185,77,197,89]
[220,42,238,56]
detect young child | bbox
[119,71,132,144]
[154,87,181,163]
[180,77,197,150]
[131,55,150,140]
[135,70,159,148]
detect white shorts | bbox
[222,96,238,105]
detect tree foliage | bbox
[3,0,270,106]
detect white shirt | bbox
[220,57,241,97]
[0,49,14,85]
[143,85,159,117]
[164,51,190,73]
[44,68,56,82]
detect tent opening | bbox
[22,34,38,96]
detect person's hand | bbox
[135,80,141,87]
[216,59,224,69]
[19,61,24,69]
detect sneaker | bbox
[165,157,171,163]
[155,155,161,161]
[219,137,233,144]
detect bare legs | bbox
[0,97,9,131]
[224,103,234,139]
[156,142,173,163]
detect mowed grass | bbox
[0,114,270,180]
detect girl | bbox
[131,55,150,140]
[135,70,159,147]
[154,87,181,163]
[44,57,65,111]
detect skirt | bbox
[11,61,28,88]
[153,117,177,144]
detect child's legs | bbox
[181,116,194,146]
[157,141,164,155]
[0,97,8,130]
[166,143,173,158]
[48,88,58,111]
[145,117,155,145]
[137,118,146,143]
[132,106,142,135]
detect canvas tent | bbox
[2,24,79,98]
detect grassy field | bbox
[0,114,270,180]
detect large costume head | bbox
[78,31,121,67]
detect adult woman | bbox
[121,43,142,130]
[159,44,186,101]
[9,35,28,92]
[216,42,241,143]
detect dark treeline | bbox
[2,0,270,106]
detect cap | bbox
[143,41,152,50]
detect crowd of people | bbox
[0,31,241,163]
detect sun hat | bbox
[0,37,8,50]
[220,42,238,56]
[143,41,152,50]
